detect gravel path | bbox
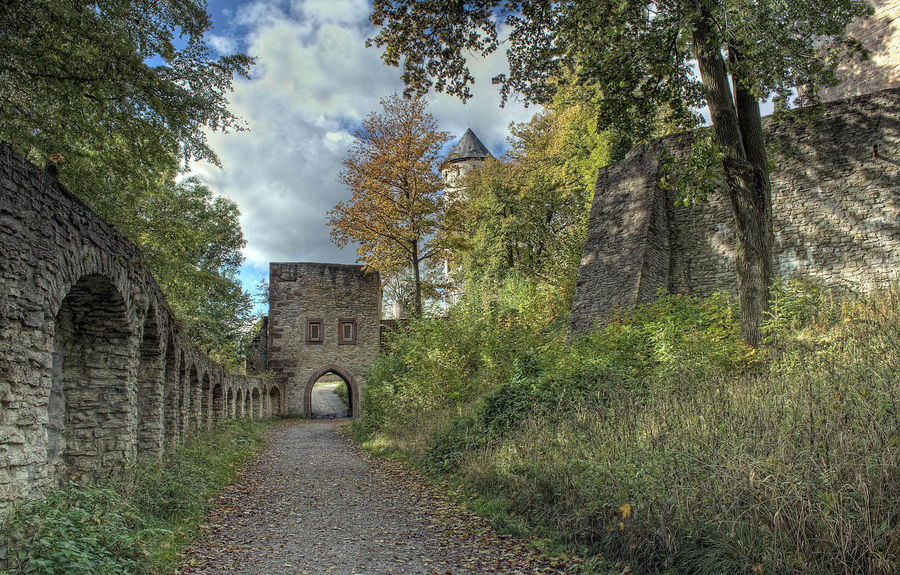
[178,420,568,575]
[311,383,347,418]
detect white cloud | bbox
[194,0,537,271]
[207,33,239,55]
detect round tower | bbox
[441,128,491,197]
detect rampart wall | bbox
[570,88,900,336]
[0,145,281,516]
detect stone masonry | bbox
[266,263,381,417]
[570,87,900,336]
[818,0,900,103]
[0,145,282,516]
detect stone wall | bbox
[570,87,900,336]
[819,0,900,103]
[267,263,381,417]
[0,145,282,516]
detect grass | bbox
[333,379,350,408]
[1,418,273,575]
[352,279,900,574]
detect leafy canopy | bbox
[0,0,253,177]
[0,0,256,364]
[370,0,871,136]
[452,88,617,308]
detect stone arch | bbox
[303,365,360,418]
[179,352,190,436]
[212,381,224,421]
[186,363,200,431]
[47,274,135,485]
[200,372,212,429]
[251,388,262,419]
[225,387,235,417]
[244,388,252,419]
[236,389,244,418]
[269,386,282,416]
[163,335,179,446]
[136,303,164,460]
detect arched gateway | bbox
[304,364,360,418]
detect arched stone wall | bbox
[137,303,165,460]
[269,386,282,416]
[251,388,261,419]
[49,274,136,485]
[212,383,224,420]
[0,145,271,516]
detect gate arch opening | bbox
[47,274,133,485]
[303,365,359,419]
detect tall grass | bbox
[356,279,900,573]
[1,418,272,575]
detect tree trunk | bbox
[692,12,774,347]
[411,242,423,317]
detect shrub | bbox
[356,278,900,573]
[1,418,270,575]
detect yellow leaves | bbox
[606,503,633,532]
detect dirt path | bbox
[179,420,567,575]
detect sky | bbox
[190,0,538,298]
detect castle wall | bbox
[0,145,277,516]
[819,0,900,103]
[570,87,900,336]
[267,263,381,416]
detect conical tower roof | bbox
[445,128,491,164]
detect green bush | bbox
[355,277,900,574]
[2,418,271,575]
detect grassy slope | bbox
[1,419,273,575]
[353,280,900,574]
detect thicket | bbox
[1,419,271,575]
[355,278,900,573]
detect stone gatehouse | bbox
[265,263,381,417]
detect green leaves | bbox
[0,0,256,364]
[0,0,253,175]
[455,91,616,309]
[1,420,270,575]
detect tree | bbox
[137,177,254,366]
[0,0,252,186]
[329,95,451,317]
[454,91,616,310]
[368,0,870,346]
[0,0,255,363]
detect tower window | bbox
[338,318,357,345]
[306,319,323,344]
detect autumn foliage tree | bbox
[329,95,451,317]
